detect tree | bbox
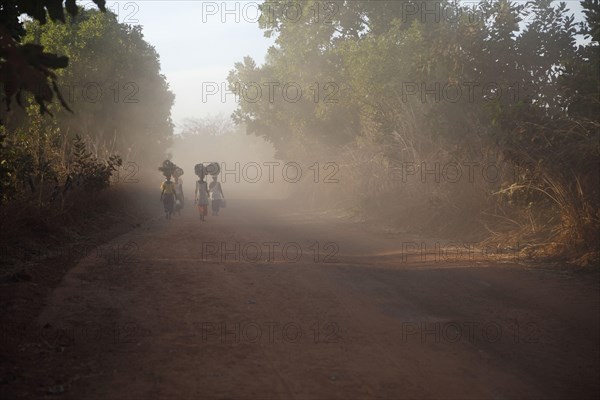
[1,6,174,207]
[229,0,599,259]
[18,8,175,165]
[0,0,105,121]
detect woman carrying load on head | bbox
[173,167,184,215]
[159,160,178,220]
[194,164,209,221]
[161,177,177,219]
[205,162,223,217]
[209,175,225,216]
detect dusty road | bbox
[29,199,599,399]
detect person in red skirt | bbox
[194,164,209,221]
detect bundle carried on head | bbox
[173,167,184,179]
[195,162,220,179]
[206,162,220,176]
[194,163,205,178]
[159,160,177,179]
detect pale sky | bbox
[97,1,275,132]
[95,1,585,132]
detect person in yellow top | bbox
[173,167,184,215]
[160,177,178,219]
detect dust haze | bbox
[1,1,598,399]
[162,115,348,206]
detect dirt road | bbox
[23,200,600,399]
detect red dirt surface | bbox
[1,199,599,399]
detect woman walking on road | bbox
[209,175,225,216]
[159,160,179,220]
[173,167,184,215]
[195,174,209,221]
[160,176,178,219]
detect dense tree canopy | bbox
[0,7,174,206]
[228,0,599,257]
[21,8,175,162]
